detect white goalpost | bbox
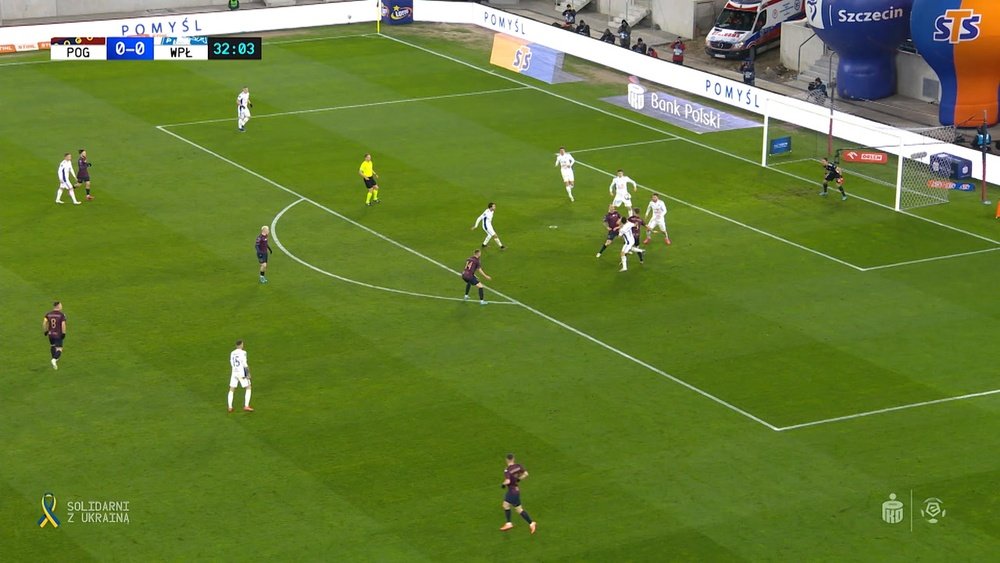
[761,99,968,211]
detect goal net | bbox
[760,99,962,211]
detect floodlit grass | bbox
[1,23,998,561]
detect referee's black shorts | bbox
[363,176,377,189]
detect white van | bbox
[705,0,804,60]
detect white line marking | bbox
[861,246,1000,271]
[157,126,490,283]
[573,138,679,154]
[158,124,777,431]
[378,32,1000,429]
[769,157,820,166]
[775,388,1000,431]
[575,159,867,271]
[270,199,516,304]
[378,34,1000,248]
[158,86,530,128]
[0,58,50,67]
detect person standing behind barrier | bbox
[670,38,686,65]
[618,20,631,49]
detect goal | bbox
[760,99,964,211]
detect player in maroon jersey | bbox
[596,204,622,257]
[75,149,94,200]
[42,301,68,370]
[627,207,646,264]
[255,226,273,284]
[500,453,536,534]
[462,249,491,305]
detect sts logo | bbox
[933,9,982,43]
[512,47,532,71]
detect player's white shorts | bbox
[481,222,496,237]
[620,231,636,253]
[238,106,251,119]
[613,193,632,208]
[560,168,575,183]
[648,217,667,232]
[59,182,74,190]
[229,370,251,388]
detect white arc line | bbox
[158,125,776,431]
[270,198,516,304]
[158,86,529,128]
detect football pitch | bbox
[1,22,999,561]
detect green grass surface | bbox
[1,23,998,561]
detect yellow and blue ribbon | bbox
[37,492,60,528]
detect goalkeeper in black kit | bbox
[819,158,847,201]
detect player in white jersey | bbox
[236,87,252,131]
[554,147,576,202]
[644,194,671,245]
[609,169,637,212]
[227,340,254,412]
[56,153,81,205]
[472,202,505,249]
[618,215,644,272]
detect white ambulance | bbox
[705,0,804,60]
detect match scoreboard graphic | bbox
[50,36,260,60]
[488,33,581,84]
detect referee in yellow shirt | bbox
[359,153,380,206]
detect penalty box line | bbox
[575,159,866,272]
[157,86,531,128]
[375,34,1000,250]
[157,125,781,432]
[775,388,1000,432]
[378,32,1000,430]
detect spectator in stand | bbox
[670,38,686,64]
[599,28,615,43]
[807,77,828,103]
[618,20,631,49]
[575,19,591,37]
[647,46,659,58]
[631,38,648,55]
[562,4,577,29]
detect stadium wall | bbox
[1,0,996,184]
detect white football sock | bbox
[227,390,234,409]
[482,234,491,246]
[244,388,252,407]
[494,238,503,247]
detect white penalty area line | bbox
[377,32,1000,430]
[157,86,530,128]
[775,388,1000,432]
[375,33,1000,250]
[573,137,679,154]
[270,198,516,304]
[575,159,866,271]
[861,246,1000,272]
[159,124,778,432]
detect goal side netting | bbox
[760,99,963,211]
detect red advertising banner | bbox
[841,150,889,164]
